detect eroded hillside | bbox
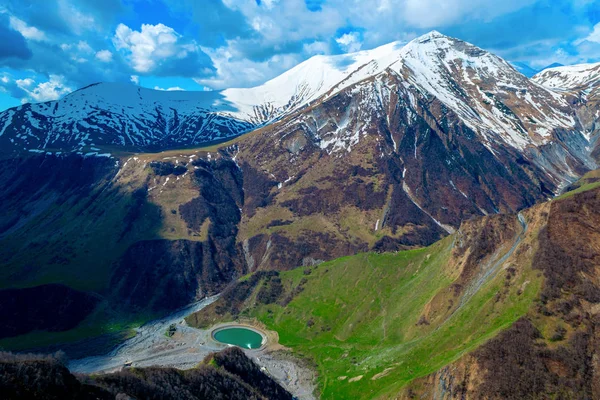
[401,183,600,399]
[187,184,600,399]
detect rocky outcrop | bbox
[0,347,292,400]
[401,186,600,399]
[109,239,242,313]
[111,157,247,313]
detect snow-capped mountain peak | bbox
[374,32,577,151]
[533,62,600,92]
[0,30,594,163]
[219,40,406,123]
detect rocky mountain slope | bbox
[1,31,600,352]
[187,179,600,399]
[226,31,598,267]
[400,180,600,399]
[533,62,600,158]
[533,61,600,92]
[0,32,596,171]
[0,40,424,155]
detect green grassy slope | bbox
[555,169,600,200]
[200,226,542,399]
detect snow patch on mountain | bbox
[0,30,595,161]
[533,62,600,91]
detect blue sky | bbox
[1,0,600,111]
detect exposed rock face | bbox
[0,154,249,335]
[109,239,242,313]
[533,62,600,162]
[108,157,249,313]
[400,187,600,400]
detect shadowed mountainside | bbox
[0,347,292,400]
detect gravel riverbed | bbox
[69,296,316,399]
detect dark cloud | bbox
[171,0,257,47]
[150,48,216,77]
[4,0,127,35]
[0,15,32,61]
[231,39,306,63]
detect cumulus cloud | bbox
[575,22,600,44]
[336,32,362,53]
[0,74,72,103]
[1,0,600,108]
[302,40,329,56]
[195,46,300,89]
[114,23,181,73]
[21,75,72,102]
[113,23,214,77]
[95,49,113,62]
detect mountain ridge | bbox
[0,30,595,165]
[1,30,600,358]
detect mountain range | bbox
[1,30,600,398]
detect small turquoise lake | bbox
[213,327,264,349]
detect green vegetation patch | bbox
[228,237,541,399]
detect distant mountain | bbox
[533,61,600,142]
[542,62,564,70]
[511,61,539,77]
[0,31,595,165]
[533,61,600,91]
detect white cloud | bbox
[302,41,329,56]
[60,41,93,53]
[130,75,139,85]
[77,41,93,53]
[57,0,97,34]
[9,16,46,41]
[95,50,113,63]
[574,22,600,45]
[259,0,280,9]
[195,46,300,89]
[153,86,185,91]
[58,40,95,64]
[113,23,198,73]
[16,75,72,102]
[336,32,363,53]
[15,78,34,88]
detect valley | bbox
[68,295,316,399]
[0,29,600,400]
[186,181,600,399]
